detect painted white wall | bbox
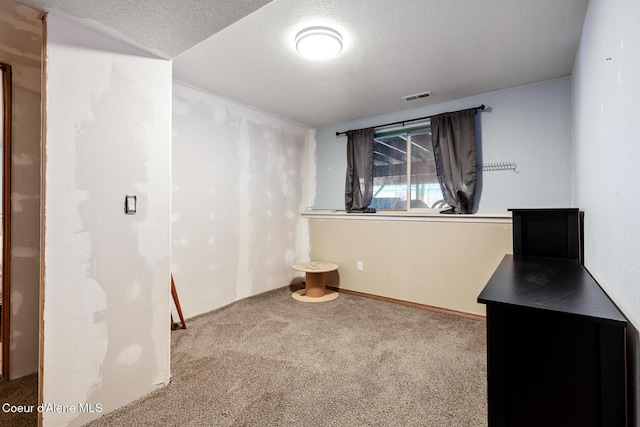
[314,78,573,213]
[573,0,640,422]
[43,15,171,426]
[172,82,313,319]
[0,0,42,379]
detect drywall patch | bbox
[172,86,243,316]
[117,344,142,366]
[72,63,164,413]
[11,193,39,212]
[12,152,36,165]
[172,81,313,318]
[129,280,142,300]
[9,330,21,351]
[2,3,43,378]
[12,245,38,258]
[247,121,306,292]
[10,291,24,315]
[42,15,170,425]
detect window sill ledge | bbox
[301,210,512,224]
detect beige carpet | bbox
[86,286,487,426]
[0,372,38,426]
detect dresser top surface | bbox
[478,255,626,325]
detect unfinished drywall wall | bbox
[0,0,42,379]
[43,15,171,426]
[172,82,313,319]
[573,0,640,423]
[308,216,512,316]
[314,78,573,212]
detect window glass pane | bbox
[370,125,449,211]
[410,131,448,209]
[371,135,407,210]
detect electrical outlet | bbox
[357,261,363,271]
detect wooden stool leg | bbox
[305,272,325,298]
[171,274,187,329]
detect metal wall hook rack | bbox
[481,161,519,173]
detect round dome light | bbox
[295,26,343,60]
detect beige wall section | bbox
[308,217,512,316]
[0,0,42,379]
[43,15,171,426]
[172,82,313,319]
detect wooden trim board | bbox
[327,286,486,322]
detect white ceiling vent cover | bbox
[402,91,431,101]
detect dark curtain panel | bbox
[431,109,477,214]
[345,127,375,212]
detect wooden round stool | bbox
[291,261,339,302]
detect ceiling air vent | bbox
[402,91,431,101]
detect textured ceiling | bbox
[18,0,589,128]
[18,0,273,59]
[174,0,589,127]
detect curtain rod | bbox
[335,104,485,137]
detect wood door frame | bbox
[1,62,12,379]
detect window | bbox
[370,124,448,211]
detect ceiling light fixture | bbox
[295,26,343,60]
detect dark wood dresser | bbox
[478,209,628,426]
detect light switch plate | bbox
[125,195,137,215]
